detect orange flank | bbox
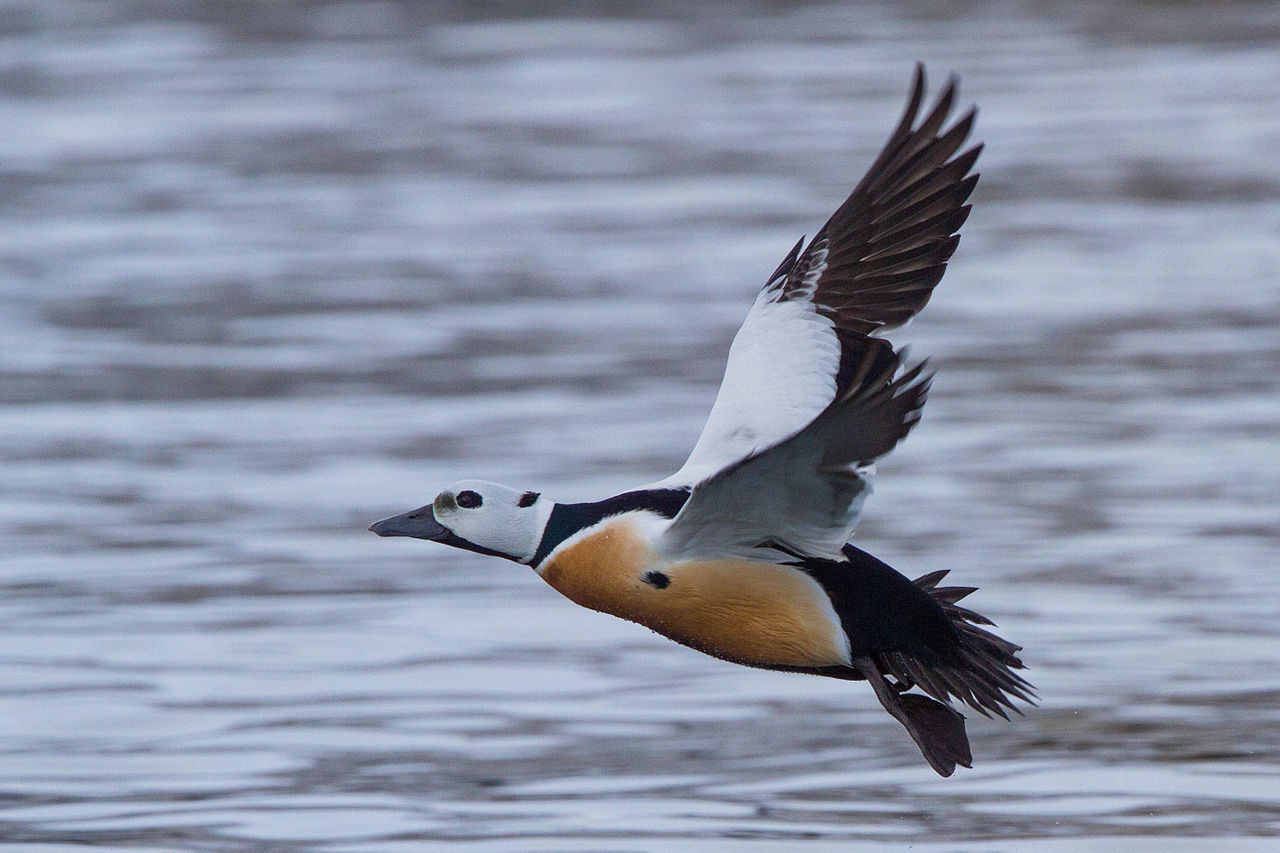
[538,517,849,669]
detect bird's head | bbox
[369,479,549,564]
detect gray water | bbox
[3,1,1280,849]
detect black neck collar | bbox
[529,487,689,568]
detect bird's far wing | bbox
[775,62,981,334]
[658,63,976,487]
[658,349,932,562]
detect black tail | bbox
[877,569,1037,719]
[793,547,1034,773]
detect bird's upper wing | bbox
[658,349,932,562]
[660,64,977,487]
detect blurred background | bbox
[3,1,1279,849]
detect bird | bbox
[370,63,1034,776]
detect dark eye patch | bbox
[518,491,540,508]
[456,490,482,509]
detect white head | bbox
[369,479,552,564]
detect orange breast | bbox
[537,517,849,669]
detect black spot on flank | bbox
[643,571,671,589]
[518,491,540,508]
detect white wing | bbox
[662,280,843,485]
[660,353,932,562]
[660,63,978,487]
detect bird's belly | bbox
[537,521,850,669]
[632,557,850,668]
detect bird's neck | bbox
[527,488,689,568]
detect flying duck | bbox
[370,64,1034,776]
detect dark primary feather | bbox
[765,62,981,341]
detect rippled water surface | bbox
[3,1,1280,849]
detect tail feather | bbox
[912,568,951,589]
[931,585,979,605]
[949,604,996,626]
[808,549,1032,773]
[874,571,1037,720]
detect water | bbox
[2,1,1279,849]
